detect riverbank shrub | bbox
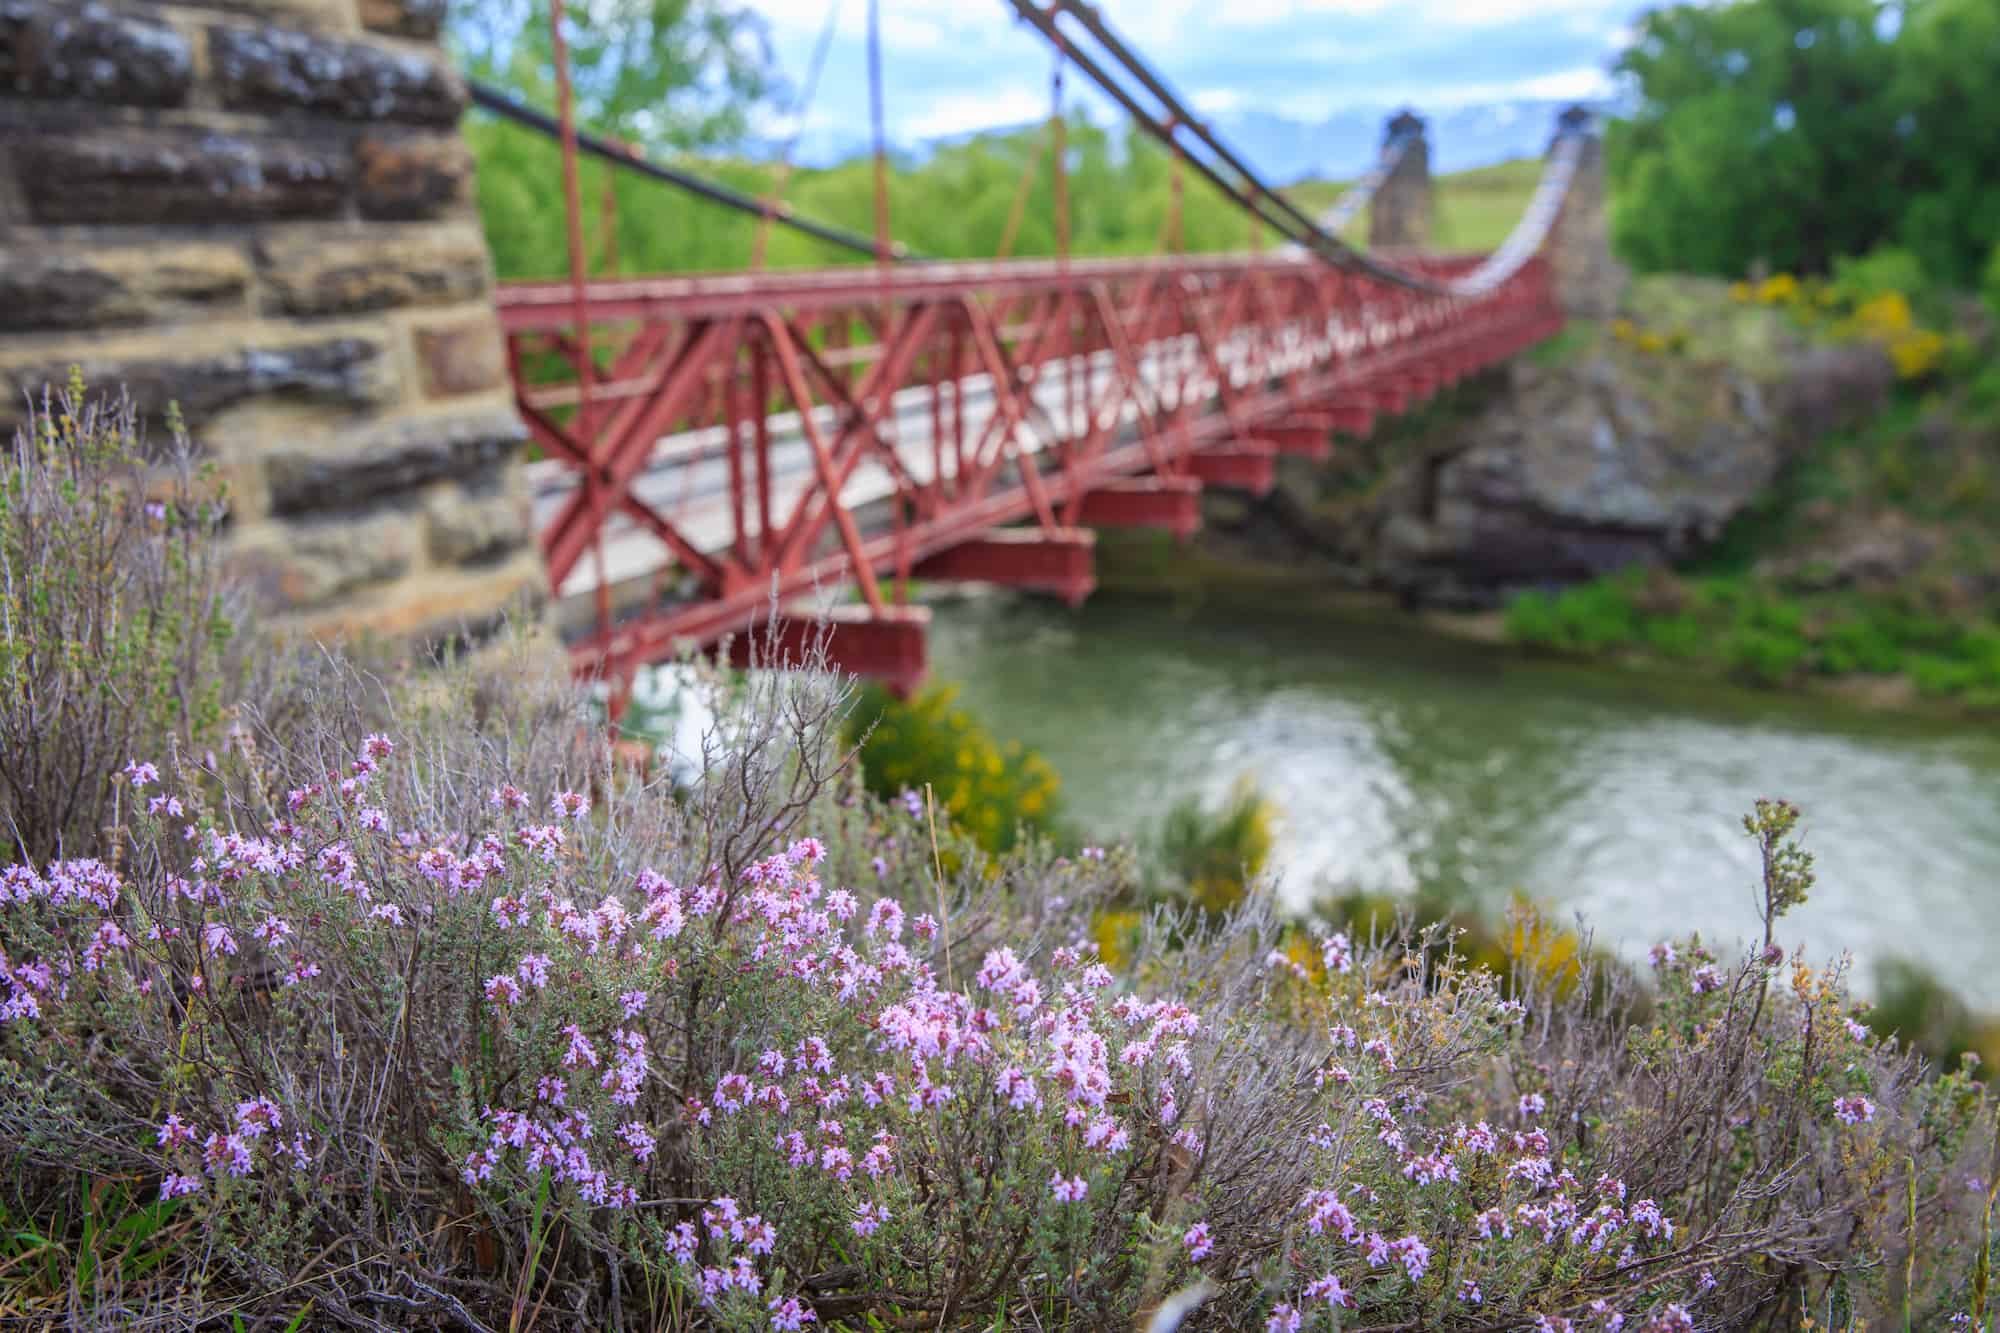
[842,681,1062,853]
[1153,778,1278,916]
[1508,568,2000,701]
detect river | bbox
[922,590,2000,1006]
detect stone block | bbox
[294,544,547,644]
[358,0,445,39]
[209,22,463,126]
[17,123,349,225]
[257,224,491,317]
[1,2,193,106]
[193,0,359,28]
[354,130,470,220]
[229,509,418,611]
[422,469,529,565]
[262,402,525,514]
[0,330,395,434]
[0,244,250,332]
[414,316,505,398]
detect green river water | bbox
[921,590,2000,1006]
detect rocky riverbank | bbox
[1196,275,1896,608]
[1115,271,2000,712]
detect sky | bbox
[749,0,1647,148]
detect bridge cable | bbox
[751,0,844,270]
[1002,0,1439,290]
[1007,0,1586,297]
[466,80,920,263]
[866,0,894,265]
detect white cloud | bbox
[1191,88,1247,114]
[751,0,1638,153]
[903,85,1047,140]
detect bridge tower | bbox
[1546,105,1627,319]
[1368,110,1432,252]
[0,0,543,647]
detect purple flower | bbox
[1319,932,1353,974]
[1388,1234,1431,1281]
[1833,1095,1876,1125]
[1049,1172,1087,1203]
[1304,1274,1353,1307]
[159,1173,202,1200]
[1265,1303,1301,1333]
[852,1201,891,1237]
[1183,1221,1213,1261]
[768,1295,817,1330]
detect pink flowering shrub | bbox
[0,401,1995,1328]
[3,640,1995,1333]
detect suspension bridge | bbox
[485,0,1595,712]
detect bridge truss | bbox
[492,0,1579,712]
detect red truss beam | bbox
[1076,478,1204,538]
[1261,422,1334,461]
[1187,443,1278,496]
[500,248,1564,690]
[725,604,930,698]
[912,527,1096,605]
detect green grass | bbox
[1284,156,1543,253]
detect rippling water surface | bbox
[925,591,2000,1005]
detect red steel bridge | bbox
[485,0,1588,712]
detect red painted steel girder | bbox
[725,604,930,698]
[1076,478,1204,538]
[1187,443,1279,496]
[503,249,1565,688]
[912,527,1096,606]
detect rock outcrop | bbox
[1230,277,1897,608]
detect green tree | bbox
[1887,0,2000,286]
[453,0,780,281]
[1610,0,2000,284]
[1609,0,1903,277]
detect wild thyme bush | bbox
[0,374,237,861]
[2,630,1996,1333]
[3,383,1998,1329]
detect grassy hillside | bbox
[1283,156,1542,253]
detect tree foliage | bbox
[1610,0,2000,285]
[469,113,1283,282]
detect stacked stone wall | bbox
[0,0,543,644]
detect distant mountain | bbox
[769,98,1605,180]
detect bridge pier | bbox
[1368,111,1433,252]
[0,0,542,647]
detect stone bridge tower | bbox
[1546,105,1626,318]
[0,0,543,646]
[1368,109,1432,252]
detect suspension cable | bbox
[866,0,893,266]
[1006,0,1587,297]
[467,80,917,263]
[752,0,844,269]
